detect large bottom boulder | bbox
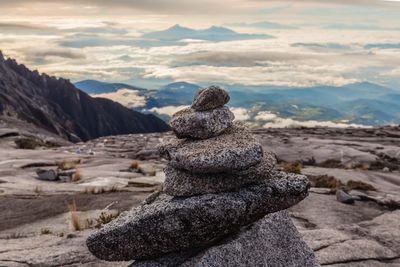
[86,173,310,261]
[132,210,319,267]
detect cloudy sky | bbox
[1,0,400,89]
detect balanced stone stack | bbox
[87,86,318,266]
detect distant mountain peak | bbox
[161,81,201,90]
[204,25,236,34]
[170,24,186,29]
[142,24,273,42]
[164,24,195,33]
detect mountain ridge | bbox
[141,24,274,42]
[0,51,170,142]
[74,78,400,126]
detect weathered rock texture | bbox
[170,106,234,139]
[86,174,310,261]
[131,211,318,267]
[159,123,263,173]
[191,86,230,111]
[86,85,316,266]
[163,152,276,197]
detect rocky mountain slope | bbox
[0,51,169,142]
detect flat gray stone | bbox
[86,172,310,261]
[336,189,355,204]
[192,86,230,111]
[170,107,234,139]
[163,152,276,197]
[36,169,58,181]
[131,211,318,267]
[158,123,263,173]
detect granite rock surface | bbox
[163,152,276,197]
[191,86,230,111]
[170,107,234,139]
[86,173,310,261]
[131,211,318,267]
[158,123,263,173]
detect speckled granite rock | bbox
[192,86,230,111]
[86,173,310,261]
[163,152,276,197]
[131,211,318,267]
[170,107,234,139]
[158,123,263,173]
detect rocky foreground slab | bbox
[1,97,399,266]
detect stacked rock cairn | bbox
[87,86,318,266]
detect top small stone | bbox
[192,86,230,111]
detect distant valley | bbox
[75,80,400,127]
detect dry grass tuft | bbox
[130,160,140,170]
[4,232,27,239]
[83,185,122,194]
[282,162,302,174]
[34,186,42,195]
[309,175,340,189]
[318,159,343,168]
[109,185,121,192]
[72,169,82,182]
[346,180,376,191]
[95,211,119,229]
[58,159,81,171]
[40,228,52,235]
[14,138,60,149]
[84,187,103,194]
[15,138,43,149]
[68,200,81,231]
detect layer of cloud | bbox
[149,105,188,117]
[0,0,254,15]
[253,111,370,128]
[262,117,371,128]
[1,0,400,89]
[230,107,251,121]
[92,89,147,108]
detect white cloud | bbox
[253,110,370,128]
[1,3,400,89]
[91,89,147,108]
[230,107,250,121]
[262,117,370,128]
[149,105,188,117]
[255,111,278,121]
